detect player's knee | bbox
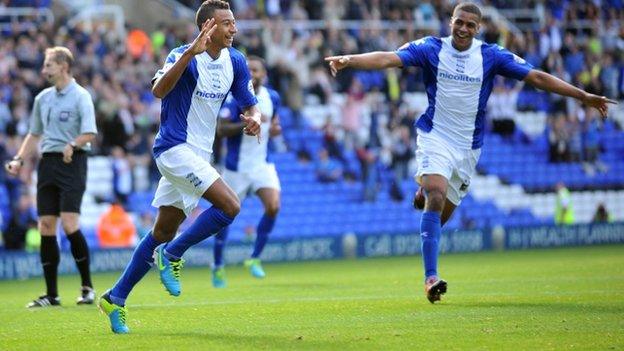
[152,226,177,242]
[38,219,56,234]
[60,219,79,235]
[265,203,280,218]
[61,223,79,235]
[425,189,446,212]
[220,198,240,218]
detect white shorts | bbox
[152,143,220,216]
[415,131,481,205]
[221,163,281,200]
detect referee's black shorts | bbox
[37,151,87,216]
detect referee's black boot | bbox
[26,295,61,308]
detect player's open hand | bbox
[583,93,618,118]
[324,55,350,77]
[241,112,261,142]
[188,18,217,55]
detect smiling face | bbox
[211,9,237,49]
[450,9,481,51]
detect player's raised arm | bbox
[524,70,617,118]
[324,51,403,77]
[152,18,216,98]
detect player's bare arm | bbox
[5,133,40,176]
[524,69,617,118]
[217,118,246,138]
[324,51,403,77]
[152,18,217,98]
[240,105,262,137]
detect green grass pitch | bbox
[1,245,623,350]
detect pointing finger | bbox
[324,56,342,61]
[605,97,618,104]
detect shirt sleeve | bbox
[229,50,258,109]
[495,46,534,81]
[78,90,98,134]
[395,37,430,68]
[268,89,281,119]
[152,47,184,85]
[29,94,43,135]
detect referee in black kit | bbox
[5,47,97,308]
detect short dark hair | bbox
[196,0,231,30]
[453,2,482,21]
[247,55,266,67]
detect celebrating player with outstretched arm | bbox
[98,0,261,334]
[325,1,616,304]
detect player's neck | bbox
[206,43,223,60]
[450,38,472,52]
[54,75,72,91]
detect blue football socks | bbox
[251,215,275,259]
[420,211,442,280]
[165,206,234,259]
[110,233,159,306]
[213,227,229,268]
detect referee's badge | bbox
[59,111,70,122]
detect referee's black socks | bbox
[40,236,60,297]
[67,230,93,288]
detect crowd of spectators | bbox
[1,1,624,247]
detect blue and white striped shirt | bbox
[396,36,533,150]
[152,45,257,158]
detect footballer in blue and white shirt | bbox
[394,34,533,205]
[211,56,282,285]
[150,32,259,215]
[326,2,615,302]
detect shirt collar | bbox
[56,79,76,95]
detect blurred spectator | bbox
[126,27,153,60]
[316,148,342,183]
[582,109,608,176]
[322,116,355,180]
[309,64,333,105]
[96,200,137,248]
[356,144,380,202]
[136,211,154,240]
[24,225,40,253]
[342,77,366,150]
[2,192,36,250]
[599,53,619,100]
[561,34,585,79]
[487,80,523,139]
[554,182,575,225]
[592,203,613,223]
[111,146,132,206]
[388,125,414,201]
[548,113,571,163]
[567,115,582,162]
